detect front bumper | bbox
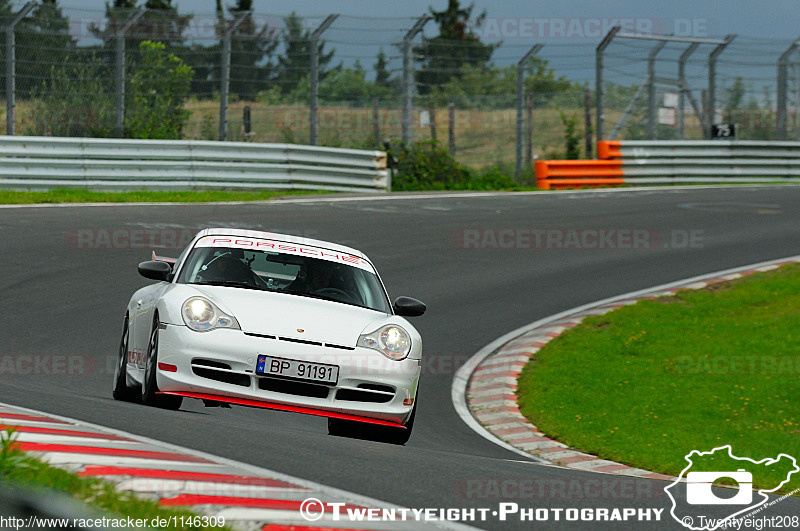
[156,324,420,425]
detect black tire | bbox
[141,315,183,410]
[112,315,138,402]
[328,396,416,445]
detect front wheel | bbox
[141,315,183,411]
[112,315,137,402]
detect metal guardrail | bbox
[0,136,390,192]
[599,140,800,183]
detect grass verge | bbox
[0,428,232,530]
[517,263,800,494]
[0,188,328,204]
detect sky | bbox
[21,0,800,97]
[47,0,800,41]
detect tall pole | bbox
[218,12,249,141]
[515,44,543,176]
[646,40,667,140]
[309,14,338,146]
[707,34,736,138]
[583,87,593,158]
[677,42,699,139]
[595,26,620,143]
[777,38,800,140]
[114,9,145,138]
[5,2,34,136]
[402,15,431,146]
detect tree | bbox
[125,40,193,138]
[13,0,78,99]
[89,0,192,58]
[223,0,280,101]
[724,76,746,121]
[374,47,391,87]
[276,12,335,95]
[415,0,498,95]
[286,67,390,106]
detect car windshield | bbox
[176,243,392,314]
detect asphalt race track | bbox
[1,186,799,530]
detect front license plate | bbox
[256,355,339,385]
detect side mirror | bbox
[393,296,426,317]
[138,261,172,282]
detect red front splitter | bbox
[158,391,406,429]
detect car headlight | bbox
[358,325,411,361]
[182,297,240,332]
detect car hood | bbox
[195,286,387,347]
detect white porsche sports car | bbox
[113,228,426,444]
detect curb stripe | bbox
[14,442,211,463]
[78,466,304,488]
[159,495,362,512]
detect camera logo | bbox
[686,469,752,505]
[664,445,799,530]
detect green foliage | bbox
[277,12,336,95]
[559,111,581,159]
[285,68,391,106]
[420,62,576,109]
[0,428,22,476]
[374,47,391,87]
[391,141,471,191]
[390,141,519,191]
[126,40,194,139]
[415,0,499,94]
[27,55,115,137]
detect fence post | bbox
[372,98,380,147]
[583,87,593,158]
[777,38,800,140]
[5,2,34,136]
[525,93,533,166]
[114,8,145,138]
[516,44,543,176]
[595,26,620,143]
[706,34,736,139]
[309,14,338,146]
[677,43,700,139]
[646,40,667,140]
[218,11,248,141]
[428,106,437,141]
[448,102,455,156]
[402,15,431,146]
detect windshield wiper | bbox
[191,280,265,291]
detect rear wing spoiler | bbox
[152,251,178,265]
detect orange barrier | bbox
[597,140,622,160]
[535,159,624,190]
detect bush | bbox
[389,141,519,191]
[126,41,194,139]
[27,56,114,137]
[390,141,471,191]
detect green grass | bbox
[517,263,800,494]
[0,188,328,204]
[0,429,232,530]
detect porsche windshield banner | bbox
[195,236,375,272]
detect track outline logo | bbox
[664,445,798,530]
